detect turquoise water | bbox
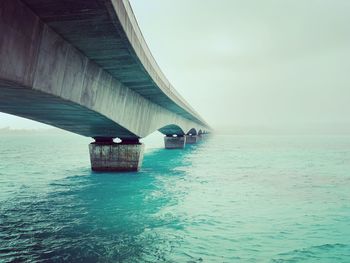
[0,133,350,262]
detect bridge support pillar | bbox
[89,138,144,172]
[185,135,199,144]
[164,136,186,149]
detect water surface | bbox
[0,133,350,262]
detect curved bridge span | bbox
[0,0,211,171]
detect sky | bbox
[2,0,350,134]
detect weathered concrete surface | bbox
[185,135,200,144]
[89,142,144,171]
[164,136,186,149]
[0,0,210,140]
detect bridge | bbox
[0,0,211,171]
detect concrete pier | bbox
[164,136,186,149]
[89,138,144,172]
[186,135,199,144]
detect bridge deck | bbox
[21,0,209,128]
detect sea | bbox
[0,132,350,262]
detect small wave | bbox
[271,243,349,262]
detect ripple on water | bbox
[272,243,350,263]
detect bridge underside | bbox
[1,0,208,137]
[0,80,136,139]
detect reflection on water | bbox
[0,134,350,262]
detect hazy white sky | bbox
[2,0,350,133]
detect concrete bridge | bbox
[0,0,211,171]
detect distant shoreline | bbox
[0,127,69,135]
[1,127,350,136]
